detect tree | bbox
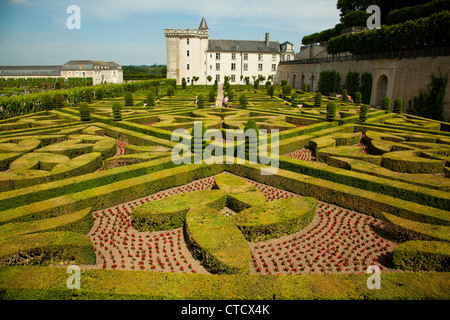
[382,96,391,112]
[341,89,349,102]
[394,97,403,113]
[112,102,122,121]
[244,119,259,155]
[337,0,374,20]
[83,88,93,103]
[146,92,155,106]
[359,104,368,122]
[166,86,174,97]
[342,10,371,27]
[282,84,292,97]
[41,94,54,111]
[354,92,362,104]
[124,92,133,106]
[326,101,337,121]
[95,88,104,100]
[306,83,312,92]
[209,90,216,103]
[291,93,299,107]
[253,79,259,90]
[54,94,65,108]
[228,89,235,102]
[407,74,447,121]
[239,94,248,108]
[192,76,199,85]
[207,75,212,83]
[267,85,275,98]
[197,94,205,108]
[182,77,187,89]
[79,103,90,121]
[314,92,322,107]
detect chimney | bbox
[265,33,270,46]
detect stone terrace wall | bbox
[277,52,450,121]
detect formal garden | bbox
[0,79,448,299]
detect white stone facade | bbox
[165,18,291,85]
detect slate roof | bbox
[0,65,62,77]
[62,60,121,70]
[208,39,281,53]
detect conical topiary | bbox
[95,88,104,100]
[112,102,122,121]
[382,96,391,113]
[146,91,155,107]
[79,103,91,121]
[359,104,368,122]
[124,92,133,106]
[244,119,259,156]
[83,88,93,103]
[354,92,362,104]
[394,97,403,113]
[239,94,248,108]
[341,89,348,102]
[197,94,205,108]
[54,94,64,108]
[326,101,336,121]
[314,92,322,107]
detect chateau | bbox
[0,60,123,85]
[164,18,294,85]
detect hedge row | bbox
[393,240,450,272]
[0,207,94,265]
[382,212,450,242]
[226,163,449,226]
[0,163,225,225]
[278,156,450,213]
[0,79,176,120]
[327,11,450,55]
[1,266,448,299]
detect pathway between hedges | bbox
[216,84,224,107]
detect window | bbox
[216,53,220,60]
[243,53,248,60]
[258,54,263,61]
[231,63,236,71]
[216,63,220,71]
[187,50,190,57]
[82,72,85,76]
[231,75,236,82]
[187,39,190,45]
[210,53,212,58]
[187,77,190,83]
[216,74,220,82]
[272,54,276,61]
[287,55,291,61]
[187,64,190,70]
[231,53,236,60]
[75,71,79,76]
[271,64,277,71]
[243,63,248,71]
[258,63,263,71]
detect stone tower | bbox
[164,18,209,85]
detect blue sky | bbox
[0,0,340,66]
